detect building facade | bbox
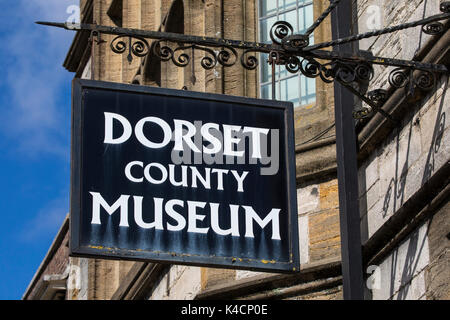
[23,0,449,300]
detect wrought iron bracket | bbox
[37,1,450,121]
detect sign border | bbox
[70,78,300,273]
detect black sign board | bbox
[70,79,299,273]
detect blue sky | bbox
[0,0,78,299]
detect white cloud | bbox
[27,0,79,22]
[1,0,79,158]
[18,195,69,243]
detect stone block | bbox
[425,197,450,300]
[150,265,202,300]
[319,179,339,211]
[370,223,429,300]
[364,179,382,215]
[399,158,425,207]
[297,184,320,215]
[391,270,427,300]
[201,267,235,289]
[234,270,266,280]
[167,266,202,300]
[366,197,388,239]
[358,151,379,197]
[298,215,310,265]
[308,209,341,262]
[377,135,398,195]
[396,118,423,172]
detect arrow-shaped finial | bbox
[35,21,83,31]
[36,21,67,28]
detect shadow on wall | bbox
[421,83,447,184]
[390,225,427,300]
[385,78,448,300]
[359,0,448,300]
[381,77,448,217]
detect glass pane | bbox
[260,53,271,83]
[262,56,284,83]
[280,77,300,105]
[279,63,297,80]
[307,76,316,96]
[261,83,273,100]
[259,0,277,17]
[303,94,316,105]
[280,9,297,31]
[260,16,278,43]
[258,0,316,106]
[279,0,296,12]
[298,7,306,33]
[300,76,316,105]
[298,0,313,7]
[300,75,306,98]
[279,64,288,79]
[298,3,314,34]
[304,4,314,28]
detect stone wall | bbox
[359,78,449,242]
[150,265,202,300]
[370,222,429,300]
[425,200,450,300]
[357,0,449,300]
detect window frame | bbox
[258,0,316,107]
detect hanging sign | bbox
[70,79,299,272]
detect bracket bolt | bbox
[441,1,450,13]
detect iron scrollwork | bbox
[270,21,311,50]
[37,0,450,121]
[422,2,449,35]
[241,50,260,70]
[441,1,450,13]
[111,35,150,63]
[217,46,238,67]
[415,70,436,91]
[270,21,294,45]
[152,41,263,71]
[152,40,239,70]
[388,67,436,91]
[422,22,445,35]
[368,89,388,106]
[296,58,374,86]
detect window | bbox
[259,0,316,106]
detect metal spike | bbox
[35,21,67,29]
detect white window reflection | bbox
[259,0,316,107]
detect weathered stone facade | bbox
[357,0,449,300]
[23,0,449,300]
